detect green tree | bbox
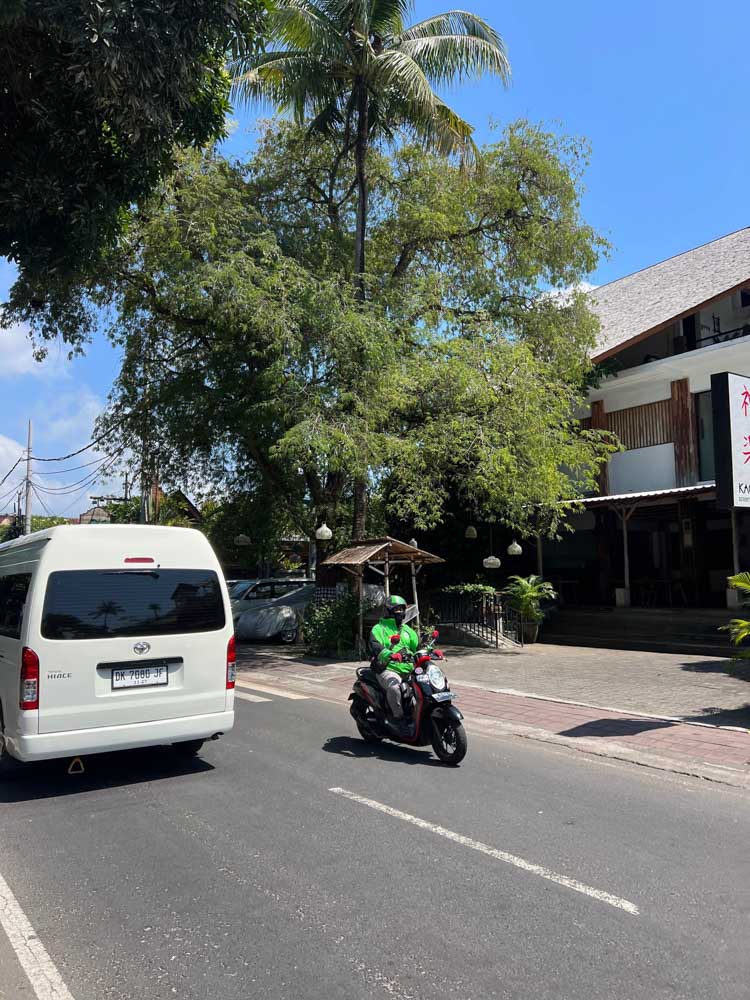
[85,127,614,544]
[234,0,510,536]
[0,0,267,327]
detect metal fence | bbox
[427,592,523,648]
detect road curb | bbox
[465,714,750,790]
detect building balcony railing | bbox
[694,322,750,350]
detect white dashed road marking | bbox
[235,680,309,700]
[330,787,640,916]
[234,691,272,703]
[0,870,76,999]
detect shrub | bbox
[440,584,497,597]
[501,575,557,624]
[303,594,359,657]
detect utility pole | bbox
[23,420,32,535]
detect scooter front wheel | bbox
[431,720,467,766]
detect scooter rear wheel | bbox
[356,720,383,744]
[431,720,467,766]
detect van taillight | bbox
[20,647,40,710]
[226,635,236,689]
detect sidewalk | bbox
[236,642,750,788]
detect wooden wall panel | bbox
[607,400,671,450]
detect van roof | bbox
[0,523,200,545]
[0,524,216,568]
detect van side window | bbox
[0,573,32,640]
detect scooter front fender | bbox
[430,704,464,723]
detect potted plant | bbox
[501,575,557,644]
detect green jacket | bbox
[369,617,419,675]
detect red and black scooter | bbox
[349,630,467,766]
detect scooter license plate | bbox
[432,691,453,702]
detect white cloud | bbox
[542,281,599,307]
[0,322,73,380]
[0,432,27,514]
[36,386,103,445]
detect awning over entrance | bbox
[572,481,733,607]
[323,538,444,656]
[578,483,716,508]
[324,537,444,567]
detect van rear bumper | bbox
[9,711,235,763]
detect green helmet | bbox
[387,595,407,609]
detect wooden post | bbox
[357,567,365,659]
[732,508,740,575]
[670,378,699,486]
[536,535,544,577]
[622,514,630,598]
[590,399,609,495]
[615,504,638,606]
[410,559,420,632]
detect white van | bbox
[0,525,235,769]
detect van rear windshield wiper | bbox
[100,570,161,578]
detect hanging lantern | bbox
[465,525,478,540]
[315,522,333,541]
[409,538,418,548]
[507,540,522,556]
[482,555,501,570]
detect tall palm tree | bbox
[233,1,510,538]
[233,0,510,299]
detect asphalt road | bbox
[1,688,749,1000]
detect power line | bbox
[32,427,119,463]
[33,451,124,496]
[52,454,123,516]
[33,456,109,477]
[0,456,24,491]
[31,484,55,519]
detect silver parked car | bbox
[231,578,313,643]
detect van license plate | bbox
[112,665,169,689]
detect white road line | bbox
[235,680,309,701]
[0,870,76,1000]
[234,691,272,704]
[329,788,639,916]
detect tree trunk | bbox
[352,78,369,536]
[353,79,369,303]
[352,478,367,541]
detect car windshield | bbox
[229,580,257,599]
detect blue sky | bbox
[1,0,748,511]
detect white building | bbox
[547,228,750,613]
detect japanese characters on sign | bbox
[712,372,750,509]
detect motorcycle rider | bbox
[369,595,419,737]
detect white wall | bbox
[608,443,677,494]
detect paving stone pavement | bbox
[445,642,750,727]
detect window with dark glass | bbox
[0,573,32,639]
[42,569,225,640]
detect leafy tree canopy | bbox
[31,120,616,539]
[0,0,267,321]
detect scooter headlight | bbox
[427,663,447,690]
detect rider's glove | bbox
[390,652,403,663]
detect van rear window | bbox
[42,570,225,640]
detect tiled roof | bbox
[590,228,750,360]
